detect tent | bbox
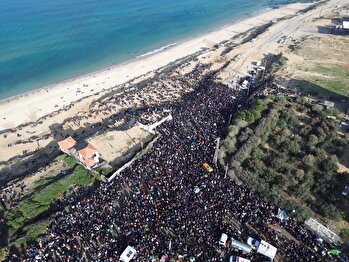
[276,208,289,221]
[257,240,277,260]
[120,246,137,262]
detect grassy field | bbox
[307,65,349,97]
[12,219,50,247]
[5,156,95,241]
[279,35,349,99]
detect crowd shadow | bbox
[276,77,349,112]
[316,18,349,36]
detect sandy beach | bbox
[0,2,316,131]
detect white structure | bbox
[247,237,277,260]
[108,157,137,182]
[219,233,228,246]
[343,21,349,30]
[230,256,251,262]
[276,208,289,221]
[120,246,137,262]
[148,114,173,133]
[305,218,342,244]
[137,114,173,134]
[78,144,100,168]
[257,240,277,260]
[231,239,252,253]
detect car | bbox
[203,163,213,172]
[219,233,228,246]
[247,237,260,250]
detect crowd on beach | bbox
[9,72,341,262]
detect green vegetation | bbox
[236,99,268,124]
[270,54,288,73]
[64,156,78,168]
[5,164,95,236]
[306,61,349,96]
[309,77,348,96]
[32,172,55,189]
[225,97,348,222]
[12,219,50,248]
[0,248,8,262]
[289,36,349,97]
[96,167,113,176]
[340,228,349,239]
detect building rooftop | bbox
[79,144,97,159]
[58,136,77,151]
[84,158,96,167]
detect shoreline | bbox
[0,6,274,104]
[0,2,314,130]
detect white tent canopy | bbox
[120,246,137,262]
[257,240,277,260]
[276,208,289,221]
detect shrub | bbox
[319,203,342,221]
[340,228,349,238]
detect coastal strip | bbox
[0,2,316,130]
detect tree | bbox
[299,126,310,137]
[292,175,313,200]
[251,147,266,160]
[302,154,316,173]
[319,203,342,221]
[316,127,326,143]
[320,157,338,175]
[289,140,301,155]
[295,205,314,222]
[324,108,340,119]
[307,134,318,147]
[238,128,253,143]
[271,158,287,173]
[315,148,327,162]
[312,104,324,113]
[223,139,236,155]
[295,169,305,181]
[275,175,288,188]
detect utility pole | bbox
[213,138,220,166]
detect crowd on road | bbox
[15,72,340,262]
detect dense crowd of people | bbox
[14,72,342,261]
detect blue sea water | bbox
[0,0,314,99]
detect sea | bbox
[0,0,314,99]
